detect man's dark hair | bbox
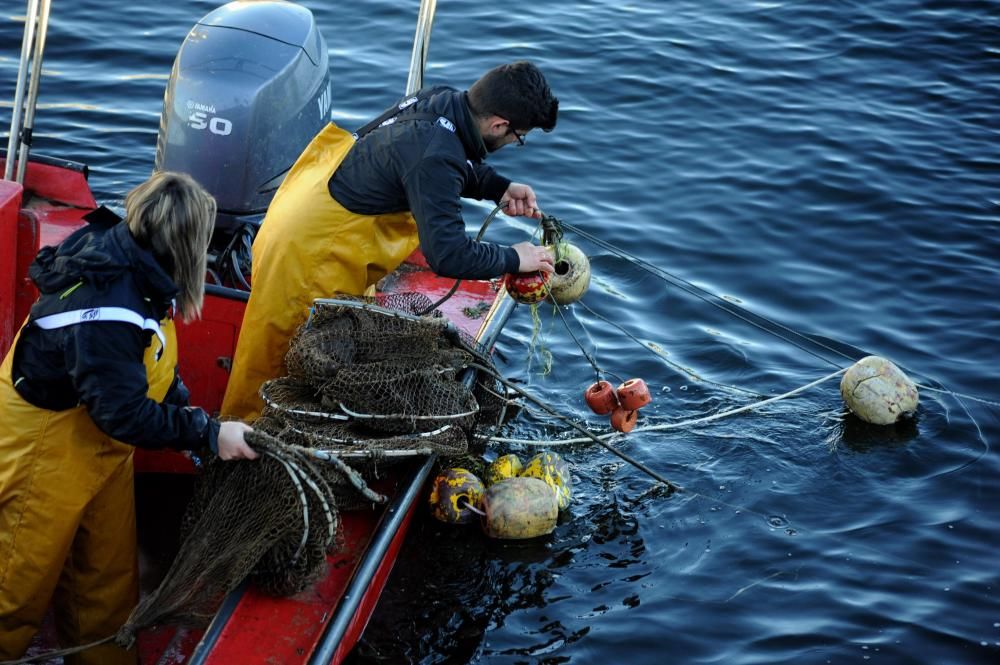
[467,61,558,132]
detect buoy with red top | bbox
[504,270,550,305]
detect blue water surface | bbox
[2,1,998,663]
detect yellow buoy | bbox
[546,242,591,305]
[485,454,524,486]
[520,451,573,511]
[481,477,559,539]
[428,468,485,524]
[840,356,919,425]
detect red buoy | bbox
[504,271,550,305]
[584,380,618,415]
[610,407,638,433]
[617,378,651,411]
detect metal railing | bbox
[404,0,438,96]
[4,0,52,183]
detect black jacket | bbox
[10,217,219,452]
[328,87,521,279]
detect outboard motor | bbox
[155,0,332,235]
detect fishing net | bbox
[114,293,508,641]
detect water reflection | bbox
[835,411,920,452]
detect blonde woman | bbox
[0,171,256,664]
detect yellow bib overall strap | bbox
[221,122,419,421]
[0,317,177,664]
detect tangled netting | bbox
[115,294,508,638]
[259,294,505,449]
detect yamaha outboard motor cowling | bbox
[155,0,332,233]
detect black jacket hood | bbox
[29,219,178,305]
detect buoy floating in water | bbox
[428,468,485,524]
[840,355,919,425]
[521,452,573,511]
[481,477,559,539]
[485,453,524,486]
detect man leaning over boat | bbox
[222,60,560,421]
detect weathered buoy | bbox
[617,378,651,411]
[481,477,559,539]
[610,406,638,433]
[546,242,591,305]
[840,356,919,425]
[504,271,550,305]
[584,380,619,415]
[520,451,573,510]
[428,468,485,524]
[485,454,524,486]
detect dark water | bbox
[3,0,998,663]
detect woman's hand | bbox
[217,421,259,460]
[501,182,542,219]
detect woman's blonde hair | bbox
[125,171,216,320]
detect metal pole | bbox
[16,0,52,184]
[4,0,41,182]
[404,0,437,96]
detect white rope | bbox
[485,367,848,447]
[283,450,338,548]
[916,383,1000,409]
[264,452,310,566]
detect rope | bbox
[561,220,856,369]
[416,201,508,316]
[574,298,766,398]
[553,216,998,418]
[542,295,611,383]
[466,361,680,490]
[0,635,116,664]
[916,384,1000,409]
[466,359,803,522]
[486,367,848,447]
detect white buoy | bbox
[840,356,919,425]
[546,242,590,305]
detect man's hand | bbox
[501,182,542,219]
[513,241,554,273]
[217,421,259,460]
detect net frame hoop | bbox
[264,451,311,567]
[287,422,451,447]
[335,401,479,421]
[260,380,350,422]
[310,297,445,327]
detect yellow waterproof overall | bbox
[0,319,177,665]
[221,123,419,421]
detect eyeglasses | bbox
[509,126,525,147]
